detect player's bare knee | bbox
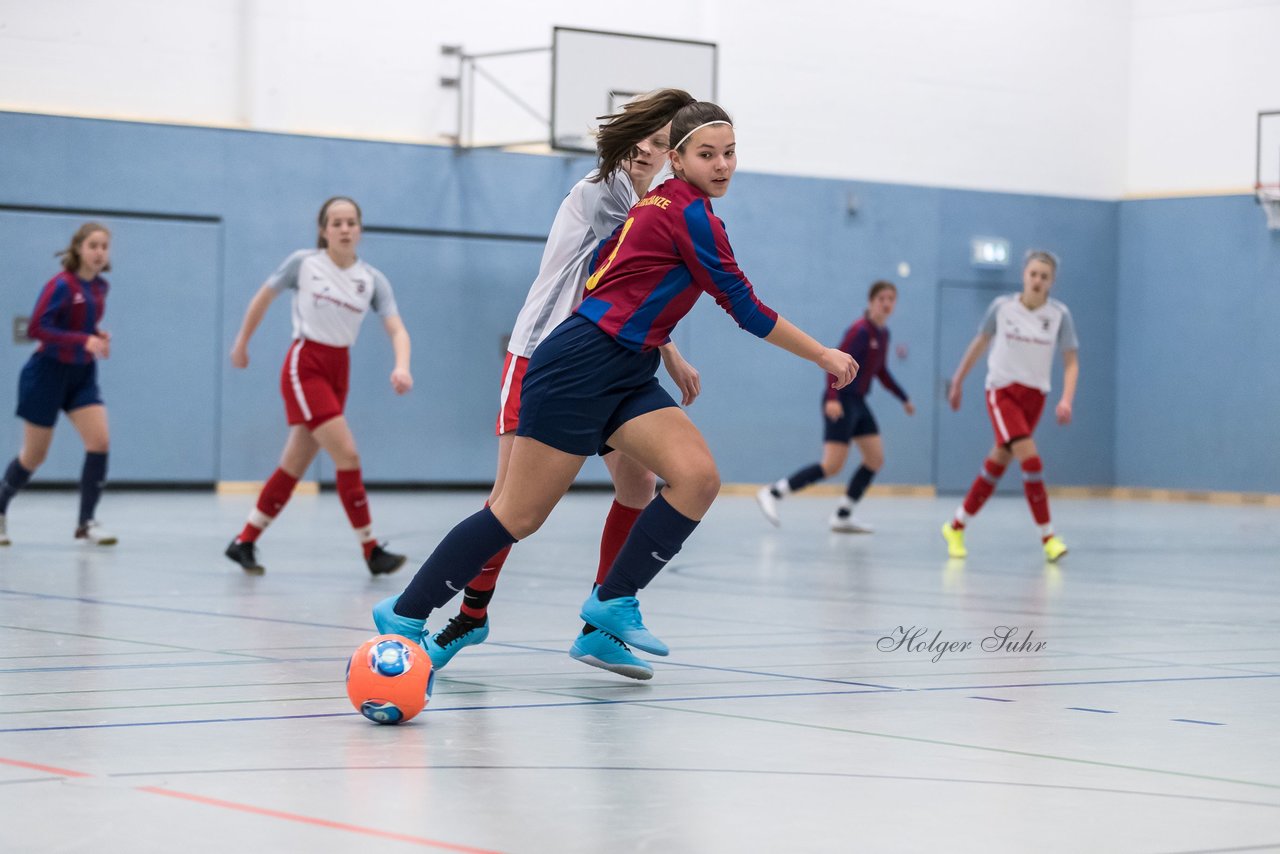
[684,460,721,509]
[19,448,47,469]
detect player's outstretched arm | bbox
[948,333,991,410]
[229,284,279,368]
[764,316,858,390]
[383,315,413,395]
[1056,349,1078,424]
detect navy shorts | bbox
[517,315,677,456]
[16,355,103,428]
[824,394,878,443]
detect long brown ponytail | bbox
[591,88,696,183]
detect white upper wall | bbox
[0,0,1272,198]
[1126,0,1280,196]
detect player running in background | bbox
[224,197,413,576]
[0,223,117,546]
[941,250,1078,562]
[757,280,914,533]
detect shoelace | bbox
[600,631,633,651]
[434,615,483,648]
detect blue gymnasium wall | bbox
[1116,196,1280,493]
[1,111,1128,488]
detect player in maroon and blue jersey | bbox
[372,101,858,670]
[0,223,117,547]
[758,280,915,533]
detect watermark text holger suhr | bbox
[877,626,1047,663]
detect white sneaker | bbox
[0,515,10,546]
[75,520,118,546]
[829,512,873,534]
[756,486,781,526]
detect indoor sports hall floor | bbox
[1,489,1277,853]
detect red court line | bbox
[1,755,500,852]
[0,756,92,778]
[138,787,503,853]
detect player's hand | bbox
[230,341,249,369]
[819,348,857,390]
[1056,400,1072,425]
[947,379,962,411]
[391,368,413,395]
[824,399,843,421]
[661,349,701,406]
[903,400,916,416]
[85,334,110,359]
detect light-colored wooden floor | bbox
[1,490,1277,853]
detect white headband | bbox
[673,120,732,151]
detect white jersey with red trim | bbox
[980,294,1078,393]
[506,170,637,358]
[266,249,398,347]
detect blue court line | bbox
[0,656,341,674]
[1172,718,1226,726]
[1067,707,1117,714]
[0,588,365,632]
[970,696,1015,702]
[2,673,1274,733]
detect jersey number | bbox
[584,217,634,292]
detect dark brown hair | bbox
[317,196,362,248]
[868,280,897,301]
[56,222,111,274]
[591,88,696,183]
[670,101,733,153]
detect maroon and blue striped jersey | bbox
[29,271,109,365]
[575,177,778,352]
[824,314,908,402]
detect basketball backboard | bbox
[551,27,717,153]
[440,28,716,152]
[1256,110,1280,229]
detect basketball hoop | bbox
[1257,184,1280,231]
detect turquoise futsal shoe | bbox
[424,615,490,669]
[371,595,427,650]
[580,590,669,657]
[569,630,654,680]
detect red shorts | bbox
[985,383,1046,446]
[280,339,349,430]
[495,352,529,435]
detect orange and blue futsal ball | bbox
[345,634,435,724]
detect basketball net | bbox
[1258,185,1280,231]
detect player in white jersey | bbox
[941,250,1079,562]
[224,197,413,576]
[423,89,702,681]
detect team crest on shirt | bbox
[1041,318,1050,332]
[354,279,367,294]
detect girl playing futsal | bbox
[225,197,413,576]
[757,280,914,533]
[941,250,1078,562]
[426,88,702,681]
[374,101,857,668]
[0,223,117,546]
